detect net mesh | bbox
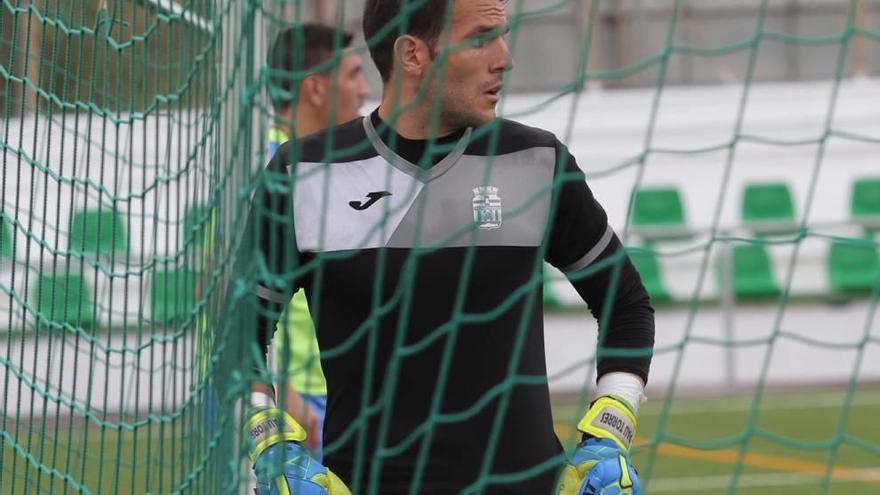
[2,0,880,494]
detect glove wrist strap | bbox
[243,407,307,463]
[577,396,637,451]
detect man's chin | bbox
[475,111,497,127]
[446,108,496,130]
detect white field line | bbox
[647,470,880,492]
[639,390,880,416]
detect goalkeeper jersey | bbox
[237,113,655,494]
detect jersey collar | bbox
[362,116,472,182]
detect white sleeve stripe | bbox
[254,284,288,304]
[560,224,615,274]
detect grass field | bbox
[1,417,208,494]
[3,388,880,494]
[553,388,880,494]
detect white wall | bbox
[514,78,880,302]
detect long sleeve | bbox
[545,144,655,383]
[221,147,301,373]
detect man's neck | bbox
[377,93,458,140]
[295,105,330,138]
[274,107,326,139]
[371,110,466,168]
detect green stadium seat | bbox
[183,204,210,250]
[723,244,780,299]
[628,249,672,303]
[69,208,127,258]
[851,178,880,230]
[542,265,560,309]
[36,272,94,329]
[631,187,689,241]
[1,214,13,258]
[150,269,198,324]
[741,182,796,234]
[827,239,880,294]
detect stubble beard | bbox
[441,91,493,132]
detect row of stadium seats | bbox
[628,178,880,301]
[1,205,206,329]
[19,269,199,329]
[631,178,880,237]
[4,179,876,263]
[2,179,877,328]
[0,205,209,261]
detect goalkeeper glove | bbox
[557,396,642,495]
[243,405,350,495]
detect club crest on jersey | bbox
[472,186,502,230]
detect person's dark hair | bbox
[363,0,451,82]
[268,23,354,111]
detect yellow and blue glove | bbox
[557,396,642,495]
[243,407,350,495]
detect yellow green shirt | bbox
[196,207,217,381]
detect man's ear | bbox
[393,35,432,78]
[302,76,327,108]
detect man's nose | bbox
[494,38,513,73]
[359,77,372,97]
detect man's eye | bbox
[473,35,491,48]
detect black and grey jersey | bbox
[233,115,654,494]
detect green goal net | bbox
[2,1,880,494]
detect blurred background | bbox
[1,1,879,493]
[4,1,878,111]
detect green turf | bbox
[4,389,879,493]
[0,416,214,495]
[554,388,880,494]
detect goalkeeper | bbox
[266,23,372,458]
[224,0,654,493]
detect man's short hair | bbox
[363,0,451,82]
[268,23,355,111]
